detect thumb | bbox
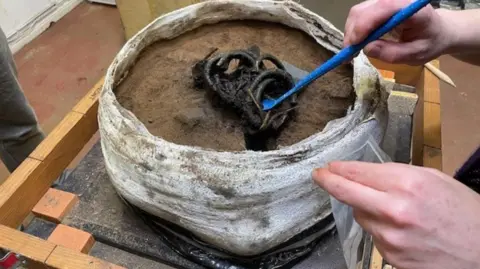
[364,39,426,65]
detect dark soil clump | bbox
[192,45,297,151]
[115,21,355,152]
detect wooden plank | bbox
[368,58,423,86]
[370,246,383,269]
[0,110,99,228]
[72,77,104,115]
[115,0,153,39]
[30,111,97,161]
[46,245,125,269]
[148,0,201,17]
[424,60,441,104]
[0,158,45,228]
[378,69,395,82]
[116,0,202,39]
[424,102,442,149]
[423,146,442,171]
[0,224,123,269]
[0,225,56,266]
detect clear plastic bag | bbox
[331,136,392,269]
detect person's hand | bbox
[345,0,454,65]
[313,161,480,269]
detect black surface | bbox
[57,142,201,269]
[24,218,56,240]
[58,141,348,269]
[90,242,173,269]
[455,146,480,193]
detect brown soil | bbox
[115,21,355,152]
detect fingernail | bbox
[327,161,344,174]
[328,161,341,168]
[313,167,327,176]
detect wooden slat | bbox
[423,146,442,171]
[369,58,423,86]
[424,60,441,104]
[72,77,104,115]
[117,0,202,38]
[46,245,125,269]
[0,158,46,228]
[30,112,85,160]
[378,69,395,82]
[115,0,153,39]
[370,246,383,269]
[148,0,201,16]
[0,225,56,266]
[0,105,99,228]
[0,224,124,269]
[424,102,442,149]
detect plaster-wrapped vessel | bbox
[98,0,386,259]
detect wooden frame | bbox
[116,0,202,38]
[0,60,441,268]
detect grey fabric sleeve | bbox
[0,27,44,172]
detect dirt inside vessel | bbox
[115,21,355,151]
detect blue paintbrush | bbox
[262,0,432,111]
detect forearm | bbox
[439,9,480,64]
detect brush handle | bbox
[264,0,432,110]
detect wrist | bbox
[435,9,461,55]
[437,9,480,55]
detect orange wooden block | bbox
[378,69,395,81]
[48,224,95,254]
[32,188,78,223]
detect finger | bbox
[344,15,352,47]
[363,39,428,64]
[344,0,377,46]
[354,209,404,253]
[353,209,378,235]
[313,168,387,215]
[353,209,391,235]
[327,161,408,191]
[372,238,398,262]
[346,0,412,46]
